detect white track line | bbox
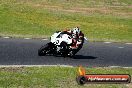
[125,43,132,45]
[108,66,132,68]
[42,39,48,40]
[0,65,132,68]
[109,66,121,68]
[122,67,132,68]
[0,65,73,67]
[24,38,31,39]
[118,47,124,48]
[3,37,10,39]
[104,42,112,44]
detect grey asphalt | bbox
[0,38,132,67]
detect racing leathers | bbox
[71,31,84,55]
[61,28,84,55]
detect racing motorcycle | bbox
[38,31,87,57]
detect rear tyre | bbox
[38,43,51,56]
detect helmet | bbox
[72,27,80,35]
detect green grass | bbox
[0,66,131,88]
[0,0,132,42]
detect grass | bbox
[0,0,132,42]
[0,66,131,88]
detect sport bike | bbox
[38,31,87,57]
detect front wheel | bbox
[38,43,52,56]
[60,42,68,57]
[68,50,75,58]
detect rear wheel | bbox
[38,43,52,56]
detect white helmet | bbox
[72,27,80,35]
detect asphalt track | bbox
[0,38,132,67]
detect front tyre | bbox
[38,43,51,56]
[68,50,75,58]
[60,42,68,57]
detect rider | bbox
[71,27,84,55]
[62,27,84,55]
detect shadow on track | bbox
[73,55,97,59]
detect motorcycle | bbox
[38,31,88,57]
